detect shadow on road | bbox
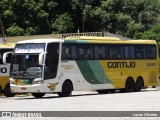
[10,87,160,100]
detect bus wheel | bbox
[152,86,156,88]
[3,84,15,97]
[120,89,126,93]
[97,90,109,94]
[57,81,72,97]
[0,85,2,94]
[31,93,45,98]
[109,89,115,93]
[125,78,134,92]
[135,78,143,92]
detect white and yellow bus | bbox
[3,37,159,98]
[0,43,15,97]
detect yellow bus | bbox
[0,43,15,97]
[3,37,159,98]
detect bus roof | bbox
[64,36,157,44]
[16,39,64,44]
[65,36,121,40]
[16,37,157,45]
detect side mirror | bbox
[3,52,13,64]
[39,52,47,65]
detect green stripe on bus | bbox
[76,60,111,84]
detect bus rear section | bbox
[0,44,15,97]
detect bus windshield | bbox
[10,54,42,79]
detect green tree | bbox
[52,13,74,33]
[6,23,25,36]
[1,0,160,37]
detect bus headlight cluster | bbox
[10,78,15,84]
[10,80,15,84]
[32,80,42,84]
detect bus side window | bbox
[86,45,93,59]
[105,46,110,59]
[94,45,105,60]
[129,46,135,59]
[110,46,123,59]
[71,46,77,59]
[124,46,130,59]
[78,44,93,60]
[135,46,146,59]
[146,46,156,59]
[62,44,77,60]
[62,46,71,60]
[0,49,13,63]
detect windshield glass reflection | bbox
[11,54,42,79]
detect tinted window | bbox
[124,46,130,59]
[0,49,13,64]
[78,44,93,60]
[62,44,77,60]
[94,45,105,59]
[135,46,146,59]
[110,46,124,59]
[105,46,111,59]
[146,45,156,59]
[129,46,135,59]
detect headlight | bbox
[10,80,15,84]
[32,80,42,84]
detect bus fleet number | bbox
[0,68,7,73]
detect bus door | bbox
[44,43,59,85]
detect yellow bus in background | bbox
[3,37,159,98]
[0,43,15,97]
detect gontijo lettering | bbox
[108,61,136,68]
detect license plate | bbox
[21,87,27,90]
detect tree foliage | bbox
[1,0,160,42]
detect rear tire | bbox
[125,78,134,92]
[3,84,15,97]
[134,78,143,92]
[152,86,156,88]
[31,93,45,98]
[119,89,126,93]
[57,81,72,97]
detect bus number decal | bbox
[0,67,7,73]
[147,63,156,66]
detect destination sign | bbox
[15,43,45,53]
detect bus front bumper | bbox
[10,84,44,93]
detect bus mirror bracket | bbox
[39,52,47,65]
[3,51,13,64]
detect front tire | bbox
[97,90,109,94]
[109,89,115,93]
[57,81,72,97]
[3,84,15,97]
[31,93,45,98]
